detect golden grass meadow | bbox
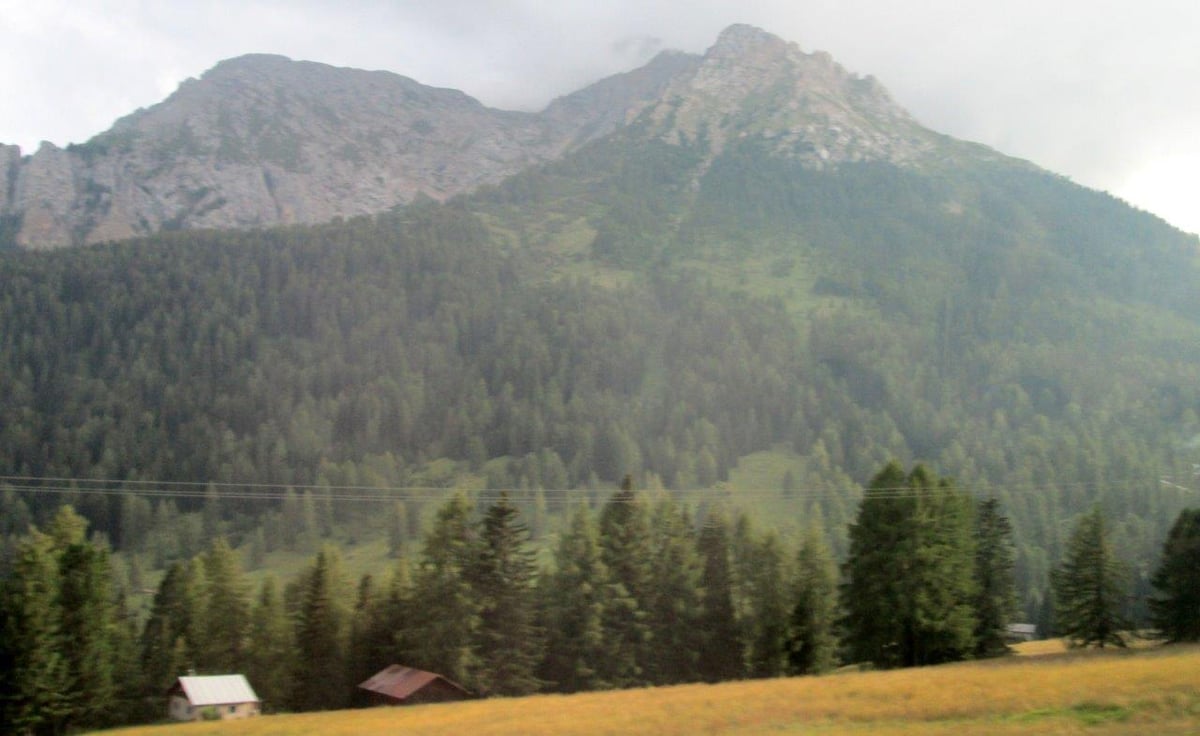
[96,643,1200,736]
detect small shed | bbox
[358,664,471,706]
[167,674,261,721]
[1005,623,1039,643]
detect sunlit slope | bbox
[95,645,1200,735]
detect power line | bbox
[0,473,1177,505]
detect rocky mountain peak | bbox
[708,23,792,58]
[0,25,960,250]
[635,24,932,168]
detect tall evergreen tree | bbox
[1052,505,1130,649]
[408,495,480,688]
[0,530,71,735]
[644,498,703,684]
[468,494,543,696]
[56,538,119,728]
[1149,508,1200,642]
[695,508,743,682]
[197,537,250,672]
[245,576,294,713]
[539,505,611,692]
[596,476,654,687]
[347,574,382,688]
[788,523,839,675]
[291,544,351,711]
[842,462,977,668]
[139,561,202,694]
[972,498,1017,657]
[743,530,793,678]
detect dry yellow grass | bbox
[94,645,1200,736]
[1011,637,1069,656]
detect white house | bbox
[167,674,261,721]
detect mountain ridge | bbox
[1,24,1038,250]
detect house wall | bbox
[168,695,260,721]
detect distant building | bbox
[1005,623,1039,642]
[358,665,471,706]
[167,674,261,721]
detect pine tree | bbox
[973,498,1017,657]
[56,539,118,728]
[841,461,912,668]
[139,561,202,694]
[910,469,977,665]
[744,531,792,678]
[468,493,543,696]
[788,523,839,675]
[539,505,610,692]
[0,531,71,735]
[245,577,294,712]
[347,574,383,688]
[1148,508,1200,642]
[1052,505,1130,649]
[695,508,743,682]
[597,476,654,687]
[842,462,977,668]
[408,495,480,688]
[198,537,250,672]
[644,498,703,684]
[387,500,408,558]
[291,545,351,710]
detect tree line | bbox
[5,465,1198,733]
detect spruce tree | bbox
[198,537,250,672]
[139,561,202,694]
[291,545,351,710]
[788,523,839,675]
[842,462,977,668]
[56,540,118,728]
[841,461,914,668]
[745,531,794,678]
[347,574,383,687]
[1052,505,1130,649]
[910,471,977,665]
[245,576,294,712]
[0,531,71,735]
[597,476,654,687]
[539,505,610,692]
[408,494,480,688]
[644,498,703,684]
[469,494,543,696]
[973,498,1017,657]
[1148,508,1200,642]
[695,508,743,682]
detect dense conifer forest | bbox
[3,136,1200,731]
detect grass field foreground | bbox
[96,645,1200,736]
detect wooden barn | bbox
[358,664,471,706]
[167,674,260,721]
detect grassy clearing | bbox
[94,644,1200,736]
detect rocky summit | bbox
[2,25,983,250]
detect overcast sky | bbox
[2,0,1197,234]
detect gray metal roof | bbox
[177,675,259,706]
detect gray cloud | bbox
[1,0,1196,233]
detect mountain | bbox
[2,24,1007,250]
[3,24,1200,617]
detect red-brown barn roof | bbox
[358,665,469,702]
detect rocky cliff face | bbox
[0,25,972,250]
[635,24,939,168]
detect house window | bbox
[229,705,236,714]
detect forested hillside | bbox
[3,130,1200,618]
